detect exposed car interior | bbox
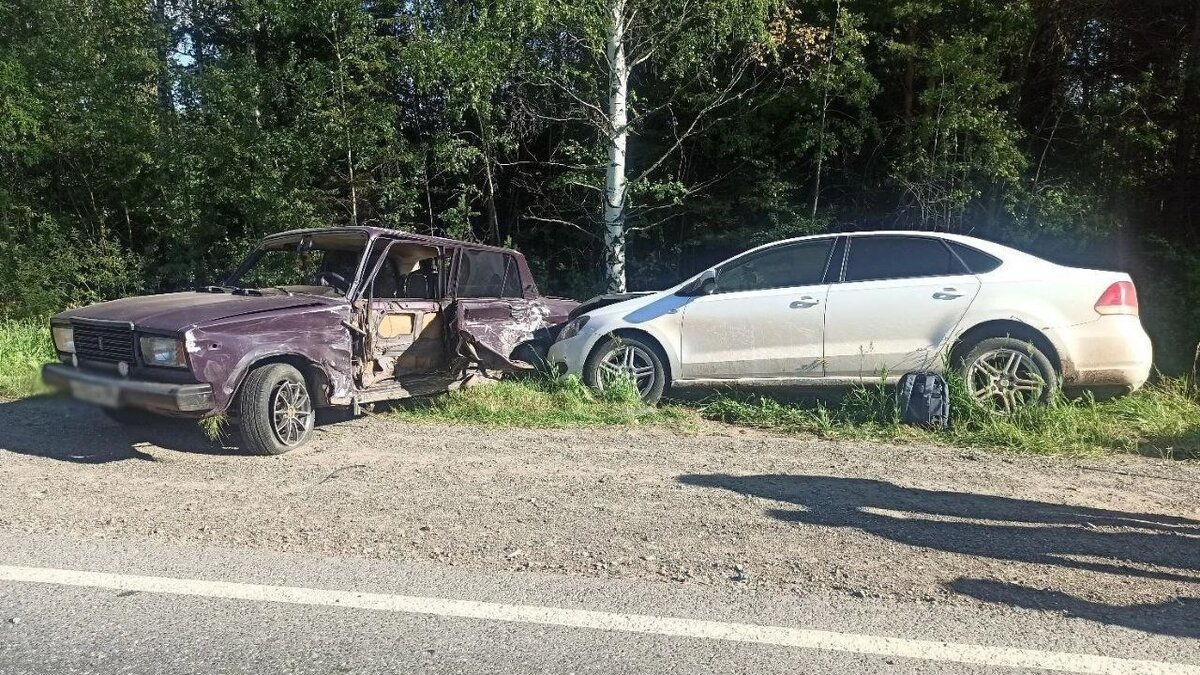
[358,242,447,387]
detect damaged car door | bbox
[450,247,548,371]
[356,239,451,388]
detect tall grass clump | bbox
[701,374,1200,457]
[389,374,691,428]
[0,318,54,399]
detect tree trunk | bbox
[902,22,915,135]
[331,13,357,227]
[1174,0,1200,241]
[477,106,501,245]
[152,0,171,112]
[604,0,629,293]
[812,0,841,218]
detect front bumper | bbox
[547,333,593,378]
[42,363,215,414]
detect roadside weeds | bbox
[701,376,1200,458]
[4,317,1198,458]
[388,375,692,429]
[0,318,52,399]
[392,373,1200,459]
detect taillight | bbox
[1095,281,1138,316]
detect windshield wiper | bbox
[197,285,236,294]
[232,287,263,297]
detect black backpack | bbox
[897,371,950,429]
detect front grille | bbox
[73,322,136,364]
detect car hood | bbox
[57,292,334,333]
[569,291,656,319]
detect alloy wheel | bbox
[966,348,1046,413]
[597,344,657,399]
[271,380,313,446]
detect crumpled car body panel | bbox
[46,226,582,415]
[451,297,576,373]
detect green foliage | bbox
[701,376,1200,457]
[0,318,54,399]
[885,1,1032,229]
[0,0,1198,373]
[389,374,690,428]
[198,413,231,442]
[0,217,145,316]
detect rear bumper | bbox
[1048,316,1153,390]
[42,363,216,414]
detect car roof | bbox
[745,230,1047,266]
[262,226,521,256]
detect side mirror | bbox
[679,269,717,296]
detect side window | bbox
[370,258,403,298]
[844,236,966,282]
[715,239,834,294]
[947,241,1002,274]
[455,250,523,298]
[367,244,441,299]
[501,260,523,298]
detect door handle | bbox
[790,297,820,309]
[933,288,963,300]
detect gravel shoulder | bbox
[0,396,1197,637]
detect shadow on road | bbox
[951,578,1200,639]
[0,395,243,462]
[0,396,367,462]
[678,473,1200,637]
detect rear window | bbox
[844,236,967,282]
[455,249,523,298]
[947,241,1003,274]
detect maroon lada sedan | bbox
[44,227,577,455]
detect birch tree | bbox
[544,0,779,292]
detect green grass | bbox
[385,370,1198,458]
[2,317,1196,458]
[198,412,231,441]
[700,375,1200,457]
[388,374,692,428]
[0,318,54,399]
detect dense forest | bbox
[2,0,1198,368]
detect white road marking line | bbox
[0,565,1194,675]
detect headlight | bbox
[558,315,590,341]
[139,336,187,368]
[52,326,75,353]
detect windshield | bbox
[225,234,368,298]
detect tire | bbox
[958,336,1057,413]
[103,407,168,426]
[584,335,668,405]
[237,363,315,455]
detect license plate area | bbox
[70,380,120,408]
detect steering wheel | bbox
[319,271,350,293]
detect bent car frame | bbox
[550,231,1152,410]
[44,226,577,454]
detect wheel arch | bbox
[588,328,674,384]
[230,354,332,410]
[949,320,1062,375]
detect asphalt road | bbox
[1,533,1198,675]
[1,398,1198,673]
